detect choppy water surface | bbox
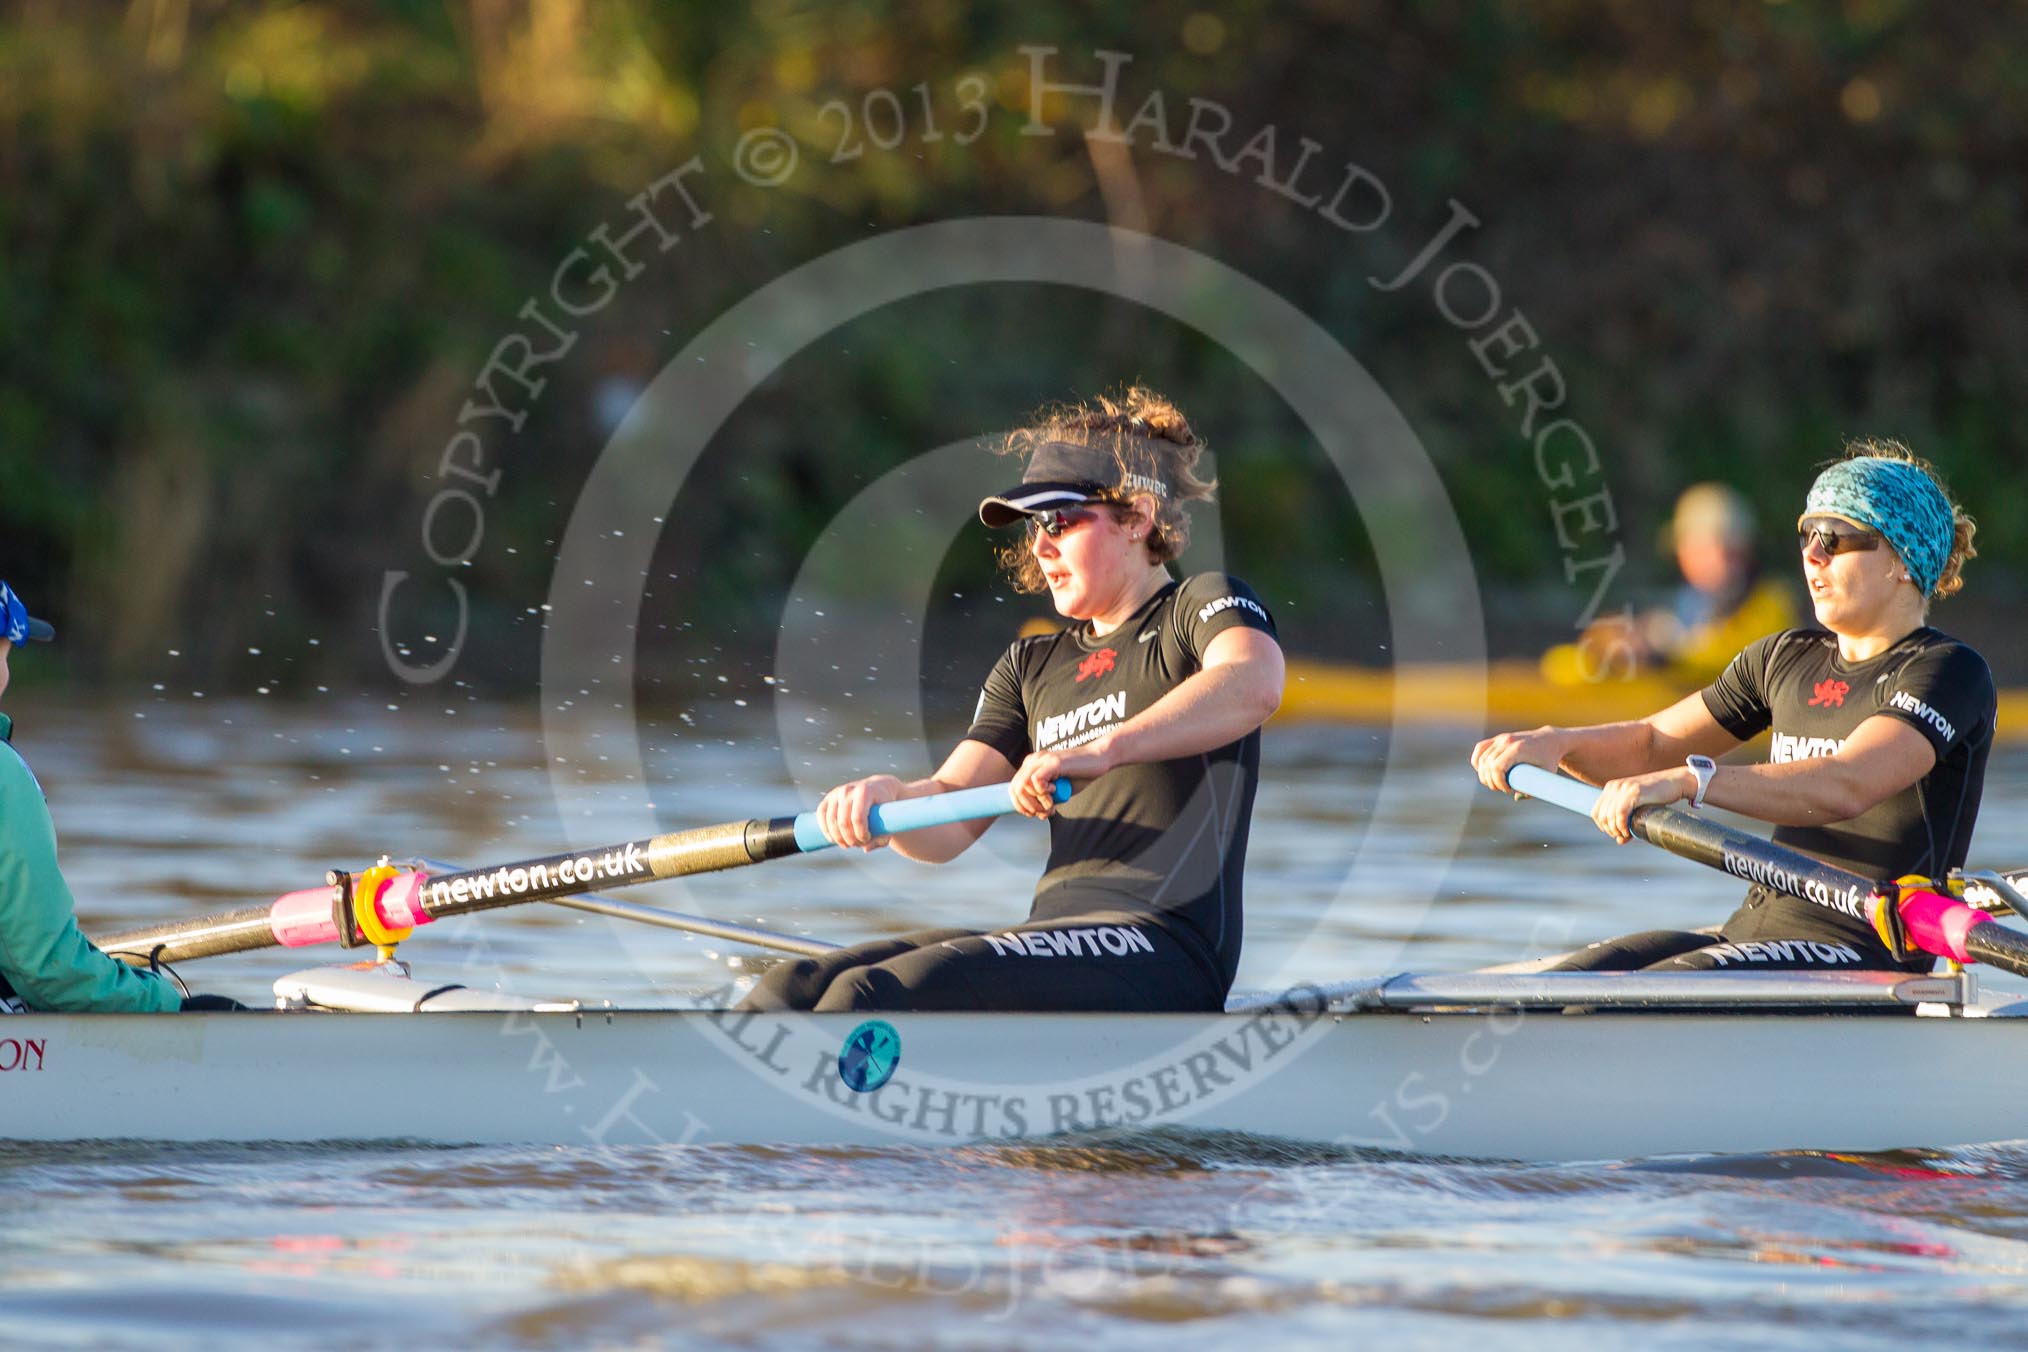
[8,697,2028,1349]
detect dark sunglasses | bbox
[1026,506,1105,539]
[1798,518,1883,557]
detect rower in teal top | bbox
[0,581,181,1012]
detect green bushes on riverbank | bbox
[5,3,2021,687]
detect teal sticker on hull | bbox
[838,1019,901,1093]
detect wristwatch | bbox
[1686,754,1717,810]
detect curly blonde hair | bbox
[1839,437,1977,599]
[993,386,1217,594]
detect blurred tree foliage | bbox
[1,0,2022,687]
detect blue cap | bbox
[1800,457,1954,596]
[2,582,55,644]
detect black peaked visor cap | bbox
[978,481,1111,528]
[977,440,1167,528]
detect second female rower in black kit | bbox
[741,388,1285,1012]
[1473,442,1993,972]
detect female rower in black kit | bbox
[1473,441,1993,972]
[742,387,1284,1012]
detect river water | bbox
[6,697,2028,1348]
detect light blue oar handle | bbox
[791,779,1073,853]
[1506,764,1602,817]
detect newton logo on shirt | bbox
[1196,594,1268,624]
[1889,690,1956,742]
[1036,690,1128,750]
[1770,731,1845,763]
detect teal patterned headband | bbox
[1800,457,1954,595]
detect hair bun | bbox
[1121,389,1196,446]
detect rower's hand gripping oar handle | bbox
[1504,763,2028,978]
[790,777,1072,852]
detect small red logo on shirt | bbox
[1075,648,1117,683]
[1809,678,1849,708]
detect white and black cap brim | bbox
[978,481,1107,528]
[977,438,1167,528]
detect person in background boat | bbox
[1542,482,1798,688]
[742,388,1284,1012]
[0,582,239,1012]
[1473,442,1993,972]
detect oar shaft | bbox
[411,779,1066,923]
[98,905,307,964]
[95,779,1058,965]
[1506,764,2028,978]
[1510,764,1874,915]
[93,825,791,964]
[1618,797,1875,925]
[1966,925,2028,974]
[415,819,788,923]
[409,856,840,958]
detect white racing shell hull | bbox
[6,973,2028,1161]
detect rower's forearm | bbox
[1705,762,1873,826]
[886,776,994,862]
[1098,663,1280,767]
[1554,721,1666,784]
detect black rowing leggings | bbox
[1551,890,1931,973]
[1549,930,1889,972]
[737,913,1226,1013]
